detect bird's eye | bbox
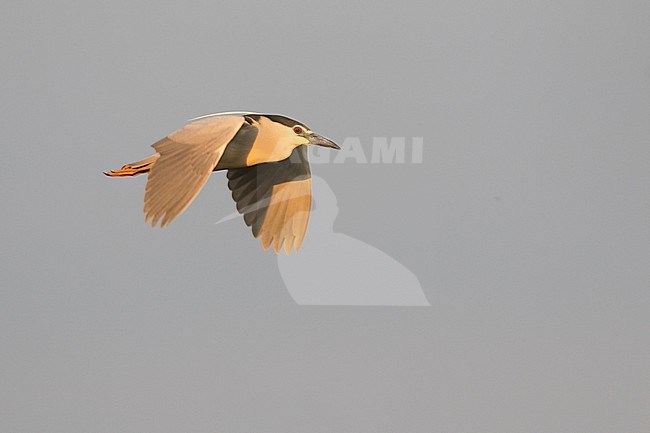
[293,126,303,134]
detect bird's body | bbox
[105,112,340,254]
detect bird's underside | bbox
[105,113,339,254]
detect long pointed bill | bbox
[309,133,341,150]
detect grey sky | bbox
[1,1,649,432]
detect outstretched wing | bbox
[226,146,312,254]
[144,116,245,227]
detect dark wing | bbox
[226,146,312,254]
[144,116,245,227]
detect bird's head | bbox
[290,124,341,150]
[258,114,341,150]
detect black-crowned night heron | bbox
[105,112,340,254]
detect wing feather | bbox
[144,116,244,227]
[226,146,312,254]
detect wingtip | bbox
[187,111,261,122]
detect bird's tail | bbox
[104,154,160,177]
